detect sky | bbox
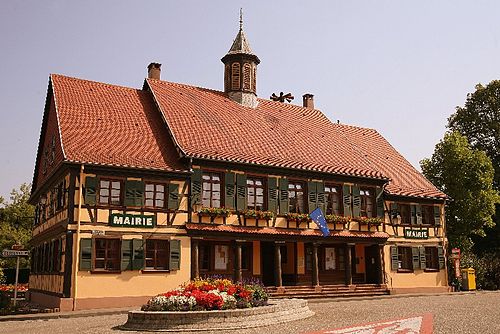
[1,1,500,201]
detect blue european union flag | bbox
[309,207,330,237]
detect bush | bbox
[457,251,500,290]
[0,291,10,310]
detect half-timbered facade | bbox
[28,21,449,311]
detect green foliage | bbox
[420,131,500,249]
[0,183,34,269]
[448,81,500,189]
[460,252,500,290]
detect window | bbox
[425,247,439,270]
[94,238,121,271]
[52,239,60,272]
[399,204,411,225]
[99,179,121,205]
[325,184,342,215]
[145,239,169,270]
[145,183,165,208]
[200,244,211,271]
[247,177,265,210]
[241,243,252,270]
[231,62,240,90]
[243,63,251,90]
[422,205,435,225]
[360,188,374,217]
[288,181,305,213]
[202,173,221,208]
[56,180,66,210]
[398,247,413,271]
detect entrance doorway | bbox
[261,242,276,286]
[365,245,381,284]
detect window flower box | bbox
[240,209,274,220]
[353,216,384,226]
[197,207,232,218]
[285,213,312,224]
[325,215,351,225]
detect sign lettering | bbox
[404,228,429,239]
[2,249,29,257]
[109,214,156,228]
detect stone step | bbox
[271,291,389,299]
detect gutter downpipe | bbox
[187,158,193,224]
[72,164,84,311]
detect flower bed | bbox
[141,278,268,311]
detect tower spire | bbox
[239,8,243,31]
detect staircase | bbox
[267,284,390,299]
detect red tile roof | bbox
[185,223,389,239]
[50,74,187,173]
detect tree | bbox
[448,81,500,189]
[0,183,34,269]
[420,131,500,250]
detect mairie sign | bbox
[109,213,156,228]
[404,228,429,239]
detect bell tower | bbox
[221,9,260,108]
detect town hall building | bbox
[28,18,449,311]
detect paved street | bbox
[1,291,499,334]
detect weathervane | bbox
[270,92,294,103]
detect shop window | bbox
[99,179,121,205]
[398,246,413,271]
[241,243,252,270]
[324,247,336,270]
[94,238,121,271]
[145,239,169,270]
[425,247,439,270]
[214,244,229,270]
[288,181,305,213]
[360,188,374,217]
[202,173,221,208]
[422,205,435,225]
[145,183,165,208]
[325,184,342,215]
[247,177,265,210]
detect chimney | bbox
[302,93,314,109]
[147,62,161,80]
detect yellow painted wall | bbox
[383,244,447,288]
[252,241,260,275]
[75,236,191,298]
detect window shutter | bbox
[307,181,317,213]
[316,182,326,213]
[412,247,420,270]
[416,205,422,225]
[410,205,417,225]
[191,169,202,207]
[376,187,384,218]
[132,239,144,270]
[231,63,241,90]
[419,247,426,270]
[352,185,361,217]
[121,239,133,271]
[167,183,179,210]
[236,174,247,211]
[84,176,97,205]
[125,180,144,207]
[279,178,289,214]
[438,247,445,269]
[390,203,399,219]
[390,246,398,271]
[224,172,235,210]
[79,238,93,271]
[343,185,352,217]
[169,239,181,270]
[267,177,278,213]
[434,206,441,226]
[48,241,54,272]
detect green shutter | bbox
[307,181,317,213]
[121,239,132,271]
[316,182,326,213]
[125,180,144,207]
[390,246,398,271]
[343,185,352,217]
[376,187,384,218]
[236,174,247,211]
[84,176,97,205]
[167,183,179,210]
[169,239,181,270]
[412,247,420,270]
[224,172,235,209]
[79,238,93,271]
[352,185,361,217]
[279,178,289,214]
[410,205,417,225]
[438,247,445,269]
[419,246,426,270]
[434,206,441,226]
[132,239,144,270]
[191,169,202,206]
[267,177,278,213]
[416,205,422,225]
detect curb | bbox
[0,307,132,322]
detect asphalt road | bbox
[0,291,499,334]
